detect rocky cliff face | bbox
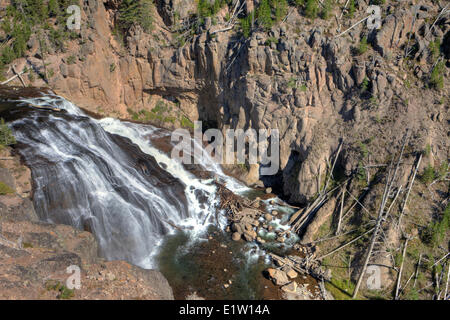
[6,0,446,206]
[0,146,173,300]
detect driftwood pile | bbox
[216,183,255,221]
[217,183,269,242]
[269,251,332,282]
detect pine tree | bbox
[119,0,153,33]
[257,0,273,30]
[274,0,288,22]
[305,0,318,19]
[119,0,140,30]
[240,15,252,38]
[139,0,154,32]
[321,0,332,20]
[348,0,356,18]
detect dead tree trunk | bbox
[352,133,409,298]
[352,166,393,298]
[395,238,409,300]
[413,253,422,288]
[398,154,422,228]
[335,185,345,235]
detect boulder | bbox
[266,268,290,286]
[243,229,257,242]
[231,222,243,234]
[282,267,298,279]
[232,232,242,241]
[281,281,298,294]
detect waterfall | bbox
[6,93,247,268]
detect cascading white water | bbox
[10,94,248,268]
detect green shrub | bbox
[45,281,75,300]
[0,182,15,195]
[198,0,224,19]
[357,161,367,184]
[361,77,369,92]
[359,141,369,158]
[420,164,435,184]
[67,55,76,65]
[265,36,278,46]
[405,287,419,300]
[437,161,448,179]
[358,36,368,55]
[287,77,296,88]
[139,0,154,32]
[423,205,450,247]
[180,115,194,129]
[28,72,35,83]
[424,144,431,156]
[429,60,445,90]
[0,118,16,147]
[47,68,54,78]
[48,0,59,17]
[429,38,441,60]
[0,47,16,66]
[49,28,67,52]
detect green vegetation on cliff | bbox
[118,0,154,33]
[0,118,16,147]
[0,0,79,77]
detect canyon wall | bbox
[3,0,449,205]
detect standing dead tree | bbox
[352,165,392,298]
[352,134,409,298]
[335,185,345,235]
[398,153,422,228]
[445,263,449,300]
[395,237,411,299]
[413,253,423,288]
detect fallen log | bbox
[317,227,374,260]
[0,71,25,85]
